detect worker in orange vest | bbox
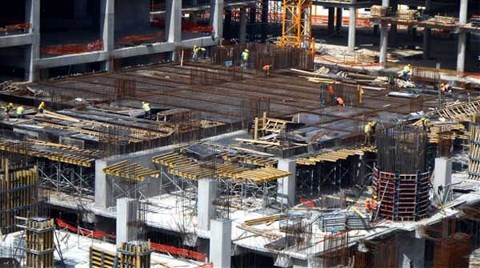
[365,198,378,213]
[335,96,345,106]
[262,64,272,77]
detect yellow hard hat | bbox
[8,103,13,106]
[244,49,249,52]
[41,101,45,105]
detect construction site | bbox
[0,0,480,267]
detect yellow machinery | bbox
[279,0,314,53]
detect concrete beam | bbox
[209,219,231,268]
[0,35,34,48]
[35,51,110,69]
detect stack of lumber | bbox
[434,16,456,25]
[468,125,480,180]
[397,9,418,20]
[371,5,388,17]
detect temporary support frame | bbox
[37,160,94,196]
[280,0,314,52]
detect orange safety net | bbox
[117,32,163,44]
[56,218,207,262]
[0,23,31,33]
[41,40,103,56]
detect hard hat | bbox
[371,121,377,125]
[142,101,145,104]
[408,64,411,67]
[41,101,45,105]
[244,49,249,52]
[8,103,13,106]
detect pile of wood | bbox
[371,5,388,17]
[396,9,418,20]
[434,15,457,25]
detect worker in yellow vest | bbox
[16,106,25,118]
[38,101,46,113]
[142,101,151,119]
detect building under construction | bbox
[0,0,480,267]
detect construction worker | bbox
[420,117,430,132]
[192,45,205,62]
[142,101,151,119]
[241,48,249,68]
[402,64,412,81]
[262,64,272,76]
[4,103,13,114]
[335,96,345,106]
[365,198,378,213]
[16,106,24,118]
[364,121,377,145]
[38,101,45,113]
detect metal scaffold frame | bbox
[280,0,314,52]
[38,160,94,196]
[218,178,277,210]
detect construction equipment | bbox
[280,0,314,53]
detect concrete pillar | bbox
[249,7,256,42]
[348,2,357,52]
[167,0,182,43]
[327,8,335,32]
[277,159,296,207]
[101,0,114,72]
[209,219,231,268]
[433,158,452,198]
[26,0,40,82]
[197,179,217,231]
[116,198,138,247]
[211,0,224,42]
[379,0,390,66]
[239,7,247,45]
[94,159,114,208]
[397,232,425,268]
[456,0,468,74]
[335,8,342,32]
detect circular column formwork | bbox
[373,125,430,221]
[372,168,430,221]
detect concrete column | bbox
[397,232,426,268]
[379,0,390,66]
[277,159,296,207]
[249,7,256,42]
[197,179,217,231]
[101,0,114,72]
[239,7,247,45]
[26,0,40,81]
[116,198,138,247]
[433,158,452,199]
[211,0,224,42]
[348,2,357,52]
[327,7,335,32]
[167,0,182,43]
[335,8,342,32]
[94,159,114,208]
[456,0,468,73]
[209,219,231,268]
